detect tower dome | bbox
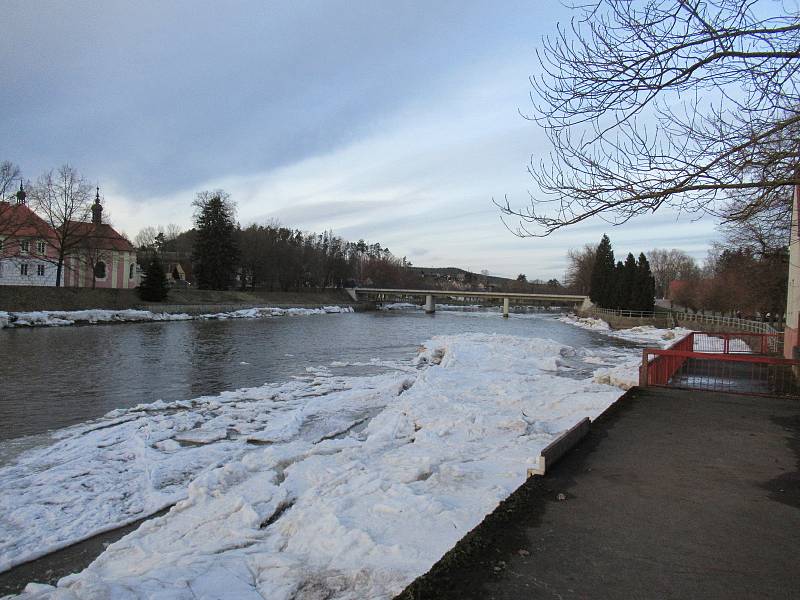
[92,186,103,225]
[15,181,26,205]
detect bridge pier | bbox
[425,295,436,314]
[503,297,509,318]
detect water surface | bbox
[0,309,637,444]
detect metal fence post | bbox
[639,349,649,387]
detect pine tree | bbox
[590,234,615,308]
[192,191,240,290]
[618,253,638,309]
[634,252,656,312]
[138,255,169,301]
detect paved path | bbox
[397,387,800,599]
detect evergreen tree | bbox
[589,234,615,308]
[138,255,169,301]
[192,191,240,290]
[633,252,656,312]
[614,253,637,309]
[608,259,622,308]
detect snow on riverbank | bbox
[380,302,419,310]
[0,306,353,329]
[590,358,643,390]
[558,315,695,390]
[559,314,692,346]
[0,369,412,575]
[561,314,756,389]
[558,314,611,331]
[4,333,623,599]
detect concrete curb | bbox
[527,417,591,477]
[526,387,641,478]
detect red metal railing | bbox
[639,331,798,397]
[639,331,695,385]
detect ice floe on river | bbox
[3,332,626,599]
[0,306,353,329]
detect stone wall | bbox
[578,308,671,329]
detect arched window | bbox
[94,261,107,279]
[129,263,135,279]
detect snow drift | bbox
[0,306,353,329]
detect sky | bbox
[1,0,719,280]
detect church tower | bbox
[15,181,26,205]
[92,186,103,225]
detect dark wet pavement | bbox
[397,387,800,600]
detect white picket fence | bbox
[586,306,781,334]
[670,311,781,334]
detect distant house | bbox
[138,251,193,287]
[0,184,60,286]
[0,184,138,289]
[165,261,185,282]
[62,190,139,289]
[163,260,193,287]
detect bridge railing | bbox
[351,287,589,301]
[585,307,656,318]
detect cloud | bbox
[100,46,719,279]
[3,1,722,279]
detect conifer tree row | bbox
[589,235,655,312]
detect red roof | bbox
[0,202,54,238]
[68,222,135,252]
[0,202,134,252]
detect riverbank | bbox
[0,286,363,313]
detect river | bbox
[0,308,637,445]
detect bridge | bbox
[346,288,591,318]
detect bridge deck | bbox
[352,288,588,302]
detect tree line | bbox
[136,190,421,292]
[584,235,655,312]
[140,190,570,294]
[670,246,787,319]
[565,222,789,319]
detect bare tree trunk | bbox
[56,254,64,288]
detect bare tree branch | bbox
[503,0,800,235]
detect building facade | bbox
[0,184,60,286]
[0,184,138,289]
[62,189,139,289]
